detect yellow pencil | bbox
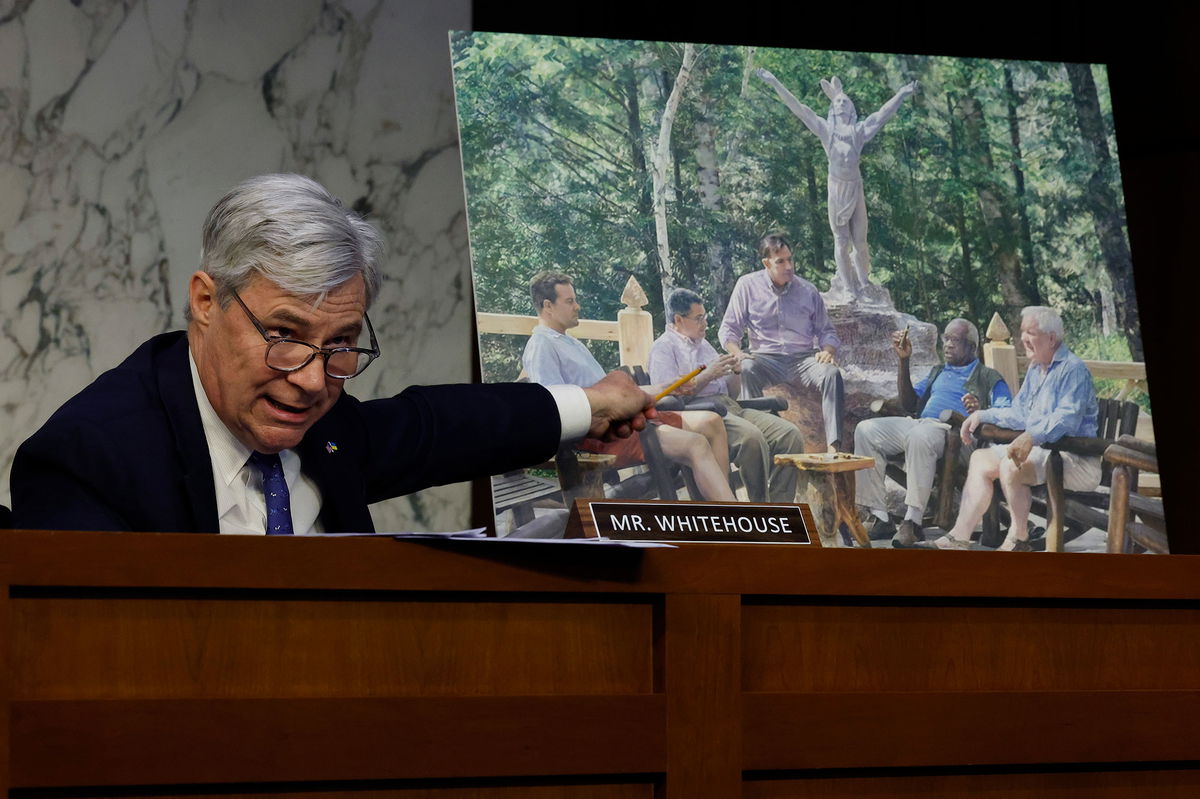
[654,366,704,402]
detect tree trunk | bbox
[1004,65,1041,304]
[1065,62,1141,361]
[953,79,1030,322]
[672,136,699,296]
[651,43,697,296]
[622,62,659,277]
[802,148,826,278]
[1099,282,1116,336]
[947,91,983,327]
[694,83,734,314]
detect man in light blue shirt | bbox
[855,318,1011,547]
[522,271,736,502]
[933,306,1100,551]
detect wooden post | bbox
[1106,464,1132,554]
[663,594,741,798]
[1045,451,1066,552]
[934,429,962,530]
[982,312,1020,393]
[617,276,654,367]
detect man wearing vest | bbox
[854,318,1012,547]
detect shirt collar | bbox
[188,350,253,490]
[534,323,569,339]
[942,358,978,374]
[1031,344,1070,373]
[666,326,700,347]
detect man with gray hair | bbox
[11,174,654,533]
[649,288,805,503]
[854,318,1011,547]
[931,306,1100,551]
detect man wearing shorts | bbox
[522,271,735,502]
[931,306,1100,551]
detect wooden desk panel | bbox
[0,530,1198,798]
[11,596,653,699]
[746,770,1200,798]
[87,789,653,799]
[742,601,1200,692]
[11,695,665,786]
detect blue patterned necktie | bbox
[248,452,294,535]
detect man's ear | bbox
[189,271,218,327]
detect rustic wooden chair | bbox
[1039,398,1141,551]
[967,398,1142,551]
[1103,435,1168,554]
[490,469,567,529]
[612,365,717,501]
[862,398,964,531]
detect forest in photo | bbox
[451,32,1141,409]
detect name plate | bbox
[566,499,818,545]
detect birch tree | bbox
[651,43,697,297]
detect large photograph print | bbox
[451,31,1161,551]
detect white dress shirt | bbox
[189,354,325,534]
[189,353,591,534]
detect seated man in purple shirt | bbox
[931,306,1100,552]
[718,233,846,450]
[854,318,1011,547]
[649,288,805,503]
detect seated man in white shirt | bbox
[523,271,736,502]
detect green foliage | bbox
[1071,332,1151,414]
[454,33,1143,401]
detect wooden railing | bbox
[981,312,1148,402]
[477,276,654,367]
[476,313,619,342]
[480,296,1149,414]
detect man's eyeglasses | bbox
[232,292,380,379]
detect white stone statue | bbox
[756,69,917,303]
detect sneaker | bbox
[931,533,970,550]
[867,517,897,541]
[891,520,924,548]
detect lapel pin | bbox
[325,441,338,454]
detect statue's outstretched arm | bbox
[755,68,827,140]
[861,81,917,143]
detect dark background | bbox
[472,3,1200,553]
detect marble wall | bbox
[0,0,476,531]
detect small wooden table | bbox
[775,453,876,547]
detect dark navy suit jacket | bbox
[10,332,560,533]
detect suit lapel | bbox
[152,334,374,535]
[157,334,220,533]
[299,410,375,533]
